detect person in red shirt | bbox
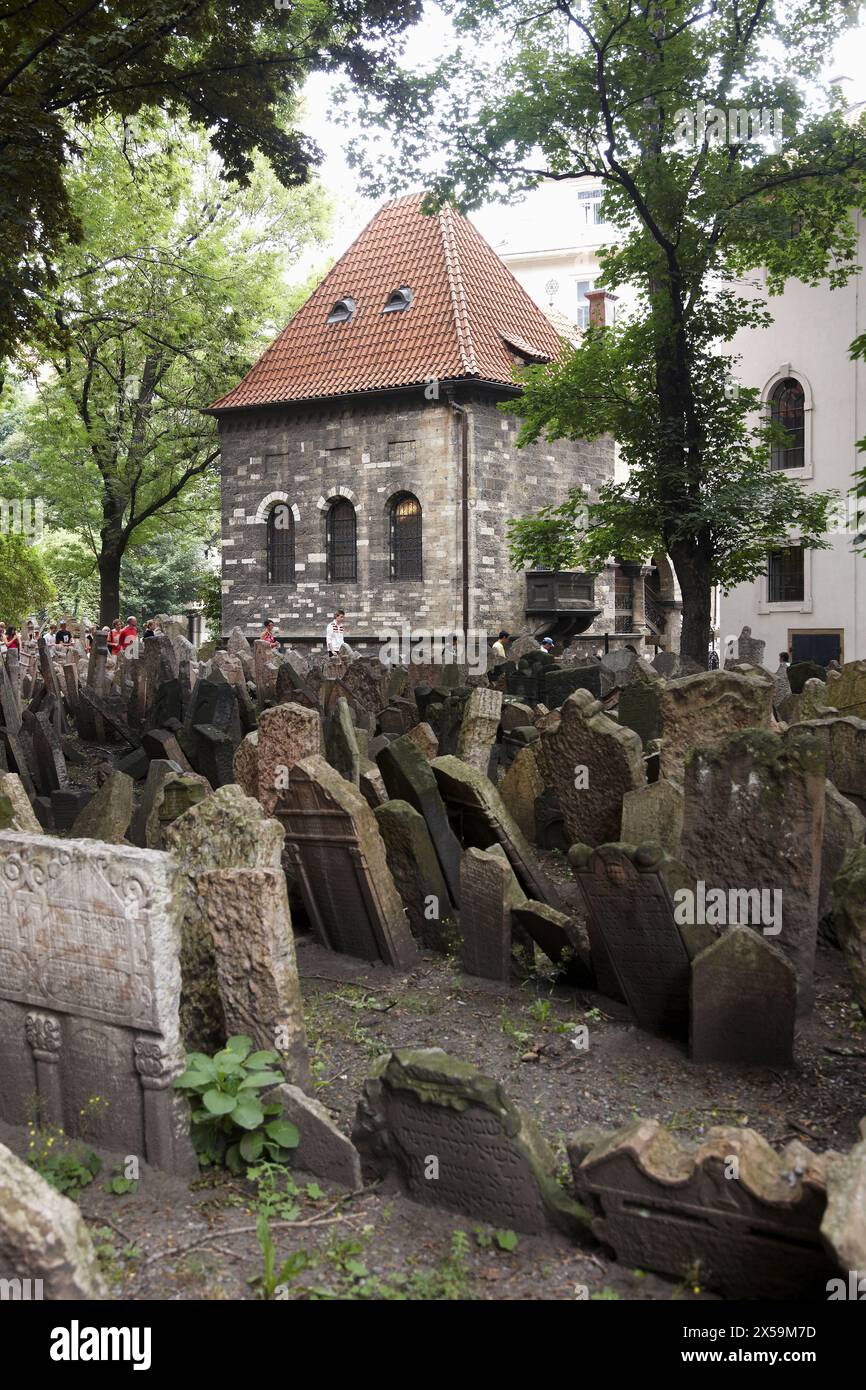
[108,619,122,654]
[260,618,278,648]
[117,616,138,651]
[5,626,19,650]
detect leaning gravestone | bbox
[458,847,521,981]
[374,800,450,950]
[680,729,825,1012]
[455,685,502,775]
[325,697,361,786]
[659,669,774,782]
[197,867,310,1090]
[0,831,196,1175]
[352,1048,589,1235]
[70,770,134,843]
[568,842,700,1038]
[511,901,594,985]
[831,847,866,1017]
[376,735,462,904]
[538,688,645,845]
[432,754,563,909]
[499,743,545,843]
[278,755,419,969]
[241,703,321,815]
[821,1128,866,1277]
[690,927,796,1067]
[264,1084,362,1190]
[0,1141,107,1299]
[165,785,286,1052]
[0,772,40,833]
[819,784,865,925]
[569,1119,839,1299]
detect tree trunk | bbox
[98,547,123,628]
[669,538,712,668]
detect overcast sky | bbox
[297,9,866,267]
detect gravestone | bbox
[569,1119,839,1299]
[786,716,866,813]
[0,773,40,833]
[455,686,502,775]
[70,770,134,843]
[568,843,698,1038]
[459,847,519,981]
[617,675,663,747]
[511,901,594,984]
[359,758,388,809]
[277,755,419,969]
[432,754,563,908]
[690,927,796,1067]
[374,800,450,950]
[129,761,207,850]
[499,743,545,843]
[165,785,286,1052]
[404,722,438,761]
[352,1048,589,1235]
[601,648,638,680]
[788,659,827,695]
[733,625,766,667]
[325,697,361,786]
[820,784,865,925]
[538,688,645,846]
[197,867,310,1090]
[659,670,774,782]
[244,703,321,815]
[680,729,825,1012]
[0,830,196,1175]
[376,735,462,904]
[831,847,866,1018]
[800,677,836,720]
[0,1142,107,1299]
[263,1084,362,1190]
[620,779,684,856]
[543,663,603,708]
[652,652,704,679]
[821,1129,866,1277]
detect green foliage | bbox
[0,0,423,364]
[0,533,55,624]
[506,513,585,572]
[173,1035,298,1175]
[197,566,224,637]
[120,534,210,619]
[104,1166,139,1197]
[27,1119,102,1198]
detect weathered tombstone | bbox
[659,670,774,782]
[800,676,836,720]
[0,830,197,1174]
[0,772,40,832]
[617,674,663,747]
[543,663,604,708]
[376,735,462,904]
[788,658,828,695]
[245,702,321,815]
[538,688,645,846]
[455,685,502,775]
[277,755,419,969]
[511,900,594,984]
[0,654,22,733]
[31,710,68,794]
[820,784,865,925]
[263,1084,362,1190]
[786,716,866,813]
[404,722,438,761]
[499,743,545,843]
[432,753,564,908]
[458,847,519,981]
[620,779,684,856]
[374,800,450,949]
[821,1129,866,1277]
[70,770,134,843]
[680,729,825,1012]
[352,1048,589,1235]
[129,760,207,849]
[690,927,796,1066]
[652,651,703,679]
[197,867,310,1089]
[0,1142,108,1299]
[601,648,638,680]
[358,758,388,809]
[733,624,766,668]
[164,784,286,1052]
[831,847,866,1017]
[569,1119,839,1299]
[325,697,361,786]
[569,843,699,1037]
[506,635,541,662]
[253,639,280,703]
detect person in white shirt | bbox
[491,630,510,660]
[325,608,348,656]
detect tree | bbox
[11,115,329,624]
[352,0,866,663]
[0,0,422,365]
[0,533,54,624]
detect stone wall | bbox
[218,386,613,645]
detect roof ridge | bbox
[439,203,478,377]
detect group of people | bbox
[0,613,166,661]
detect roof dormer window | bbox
[327,296,356,325]
[383,286,413,313]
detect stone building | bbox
[210,194,615,651]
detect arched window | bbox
[267,503,295,584]
[388,493,422,580]
[327,499,357,582]
[770,378,805,470]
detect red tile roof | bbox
[209,193,566,411]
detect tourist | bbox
[5,626,19,650]
[109,619,122,654]
[325,608,347,657]
[117,616,138,651]
[55,620,72,649]
[779,651,790,665]
[491,630,510,660]
[142,619,157,640]
[260,618,279,648]
[541,636,555,652]
[42,623,57,650]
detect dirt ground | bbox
[8,918,864,1303]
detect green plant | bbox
[173,1035,298,1175]
[27,1115,102,1197]
[253,1211,309,1300]
[104,1164,139,1196]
